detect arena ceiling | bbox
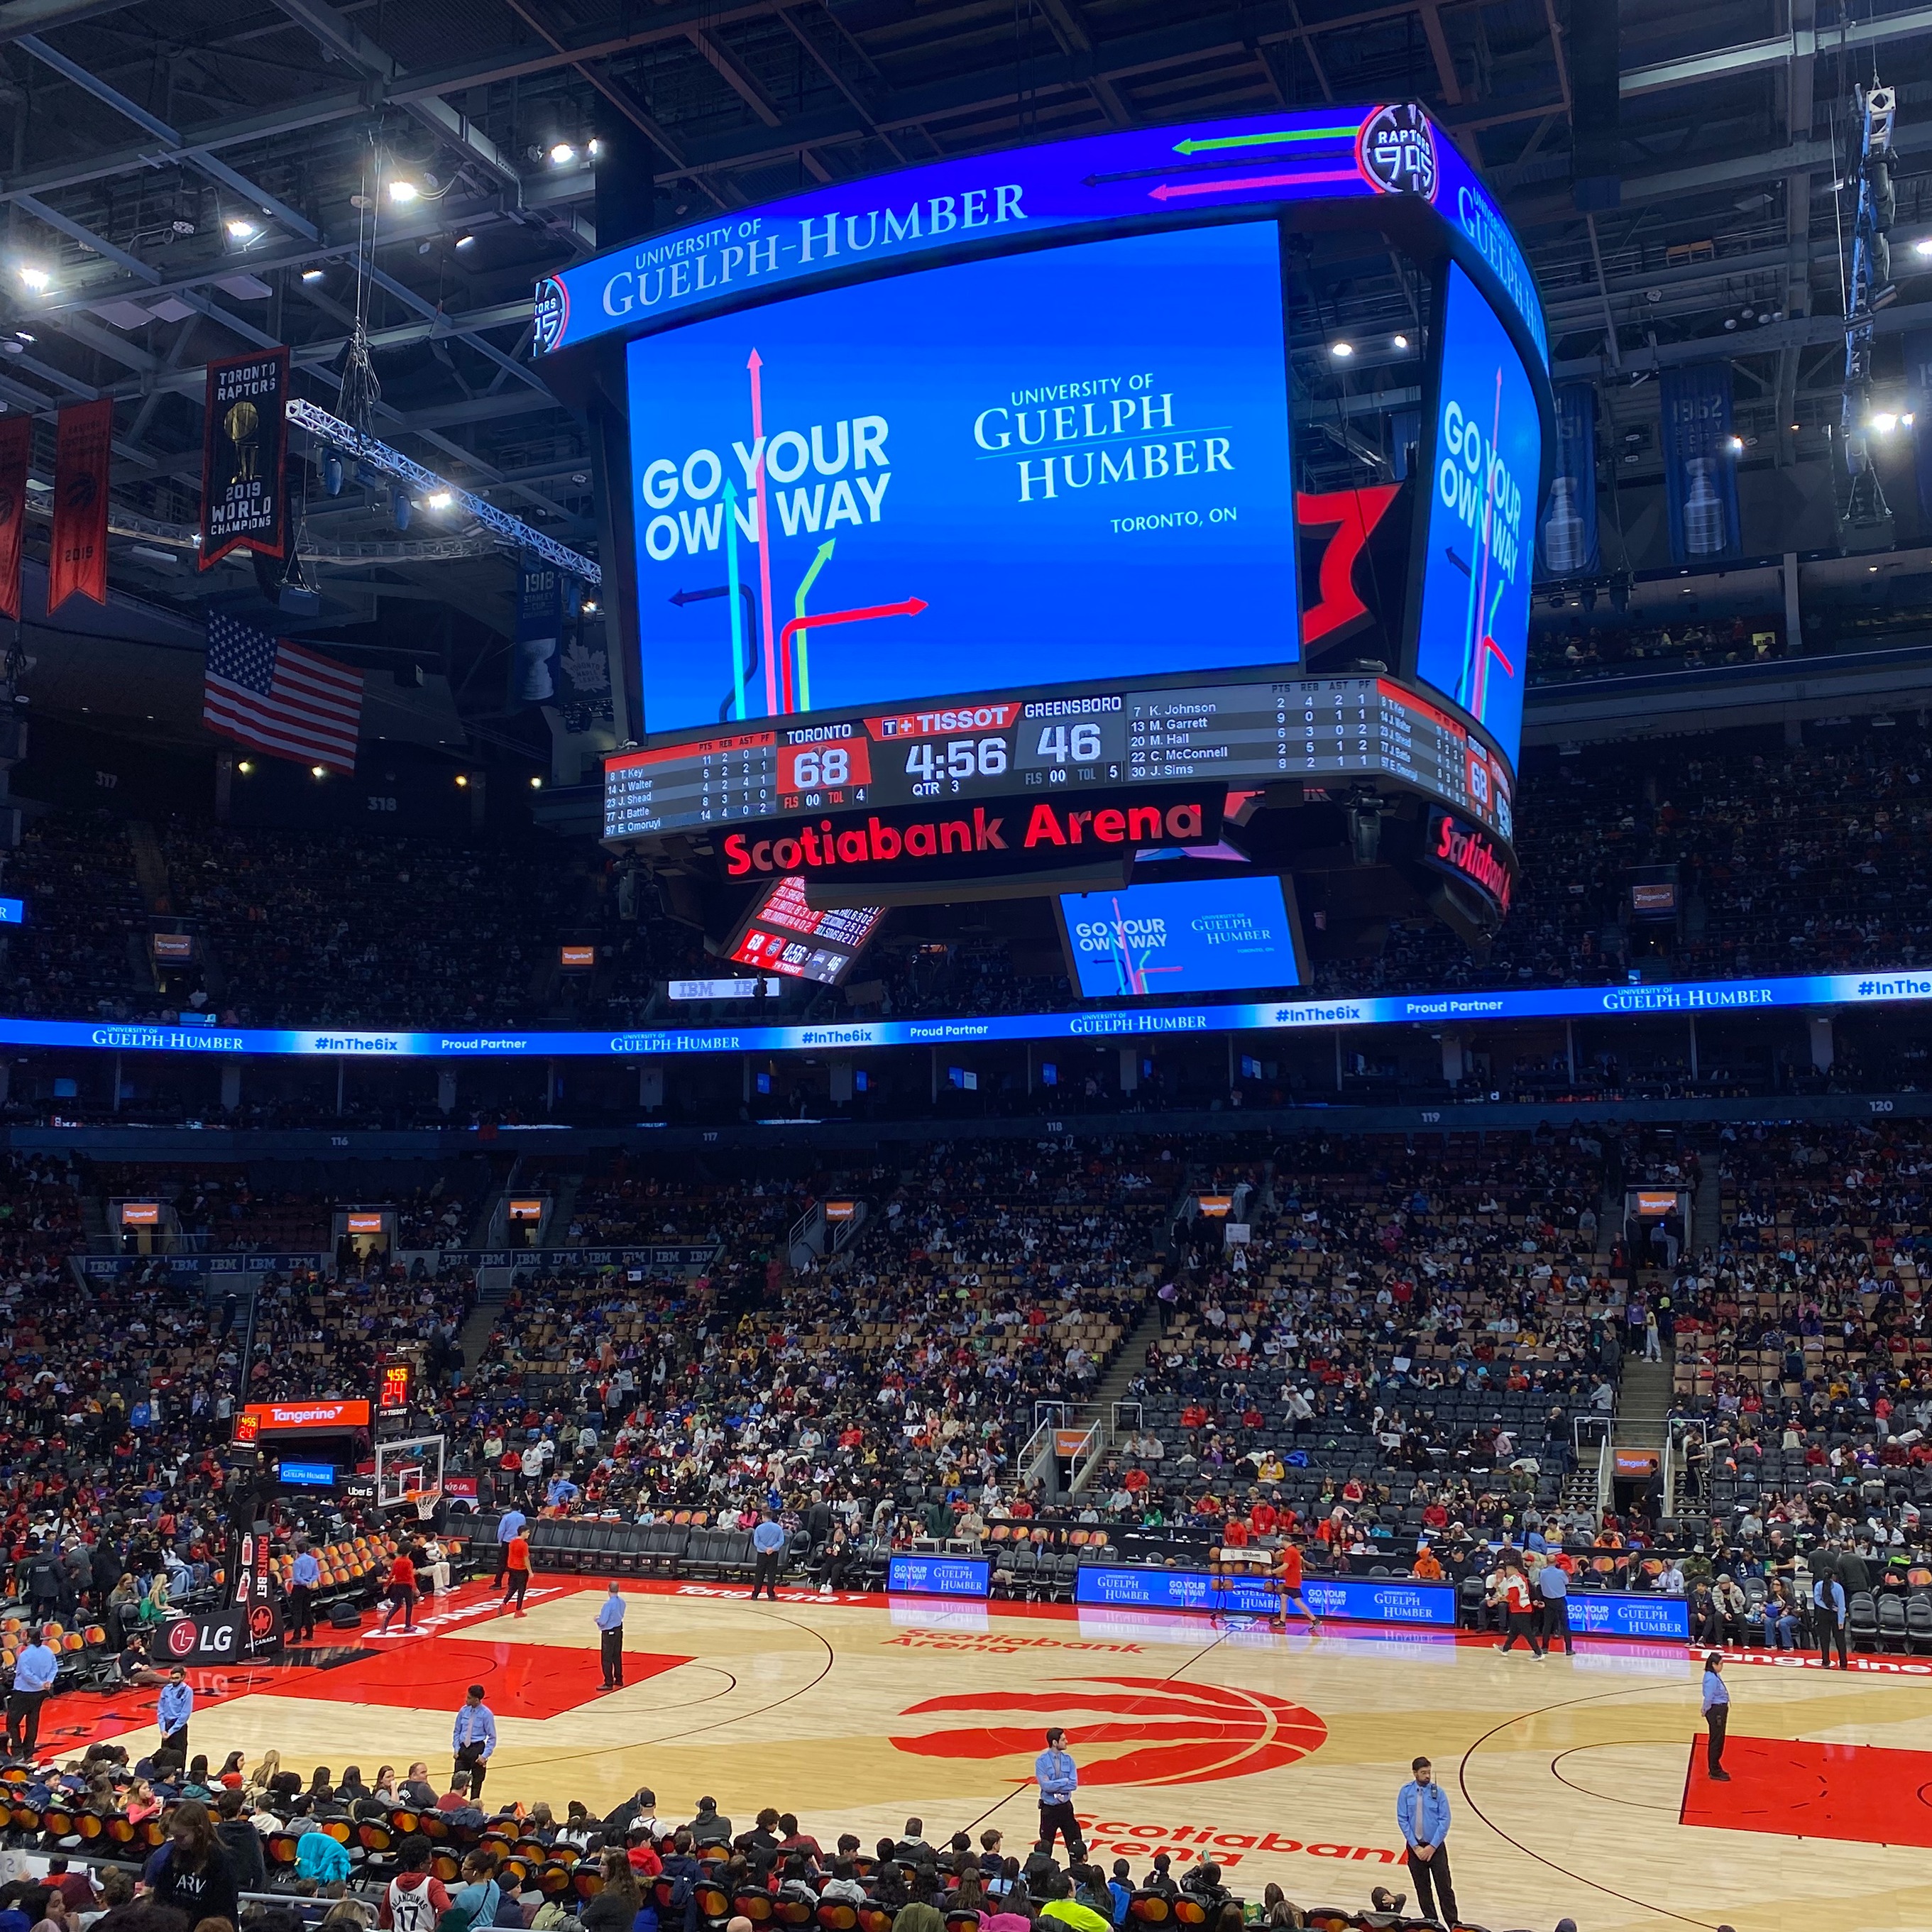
[0,0,1928,737]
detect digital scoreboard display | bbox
[1058,874,1303,998]
[728,874,883,984]
[1412,261,1538,770]
[624,224,1300,733]
[568,106,1549,933]
[604,674,1513,847]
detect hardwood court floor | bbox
[62,1578,1932,1932]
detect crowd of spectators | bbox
[1075,1131,1615,1554]
[1528,613,1784,684]
[0,723,1928,1045]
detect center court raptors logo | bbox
[1357,104,1438,200]
[889,1676,1327,1787]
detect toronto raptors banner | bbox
[200,348,289,569]
[48,397,111,611]
[0,416,32,622]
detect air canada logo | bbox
[247,1603,278,1644]
[1357,104,1438,200]
[890,1676,1327,1787]
[532,277,570,355]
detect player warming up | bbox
[1272,1537,1322,1631]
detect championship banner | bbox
[1537,381,1600,577]
[48,398,112,612]
[0,416,31,622]
[1659,363,1741,566]
[200,349,289,569]
[1905,329,1932,528]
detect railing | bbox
[1596,1436,1614,1521]
[786,1200,825,1268]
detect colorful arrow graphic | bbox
[747,347,779,715]
[725,478,747,720]
[790,537,835,713]
[1148,168,1361,201]
[777,595,928,690]
[1173,126,1360,155]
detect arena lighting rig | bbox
[534,104,1550,958]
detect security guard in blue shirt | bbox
[290,1542,322,1644]
[1395,1757,1457,1927]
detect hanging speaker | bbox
[1570,2,1620,210]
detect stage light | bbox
[301,268,326,282]
[1392,333,1410,349]
[1330,341,1354,358]
[236,762,253,774]
[310,765,326,779]
[455,774,469,788]
[1872,412,1899,432]
[389,180,419,204]
[530,776,544,789]
[226,219,257,241]
[17,267,49,292]
[1725,436,1745,453]
[425,489,454,510]
[454,234,476,251]
[1916,236,1932,257]
[549,143,577,166]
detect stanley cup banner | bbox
[200,348,289,570]
[0,416,33,622]
[1659,363,1741,566]
[1536,381,1600,578]
[48,397,112,612]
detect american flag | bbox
[202,612,363,772]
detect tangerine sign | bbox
[890,1674,1327,1788]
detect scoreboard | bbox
[604,673,1513,849]
[551,101,1549,940]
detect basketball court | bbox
[53,1578,1932,1932]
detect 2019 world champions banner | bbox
[18,967,1932,1060]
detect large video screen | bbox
[1413,262,1539,771]
[625,223,1299,734]
[1056,874,1302,998]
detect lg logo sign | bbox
[166,1614,241,1659]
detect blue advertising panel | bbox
[277,1461,336,1488]
[18,964,1932,1058]
[539,109,1546,370]
[0,898,22,925]
[1568,1591,1690,1642]
[1058,876,1302,998]
[1414,263,1539,771]
[888,1554,991,1598]
[1073,1564,1456,1627]
[625,223,1298,732]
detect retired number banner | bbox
[200,348,289,569]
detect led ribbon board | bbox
[536,105,1546,369]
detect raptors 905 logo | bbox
[1357,104,1438,200]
